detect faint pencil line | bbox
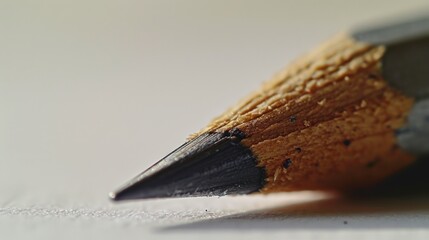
[0,206,224,223]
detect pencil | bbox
[110,15,429,201]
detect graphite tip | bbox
[109,131,265,201]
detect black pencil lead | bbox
[110,130,266,201]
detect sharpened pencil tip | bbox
[108,192,117,201]
[109,183,150,201]
[109,131,266,200]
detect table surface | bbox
[2,0,429,239]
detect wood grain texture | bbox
[198,34,416,192]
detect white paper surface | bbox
[2,0,429,239]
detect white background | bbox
[2,0,429,239]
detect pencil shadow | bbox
[159,158,429,231]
